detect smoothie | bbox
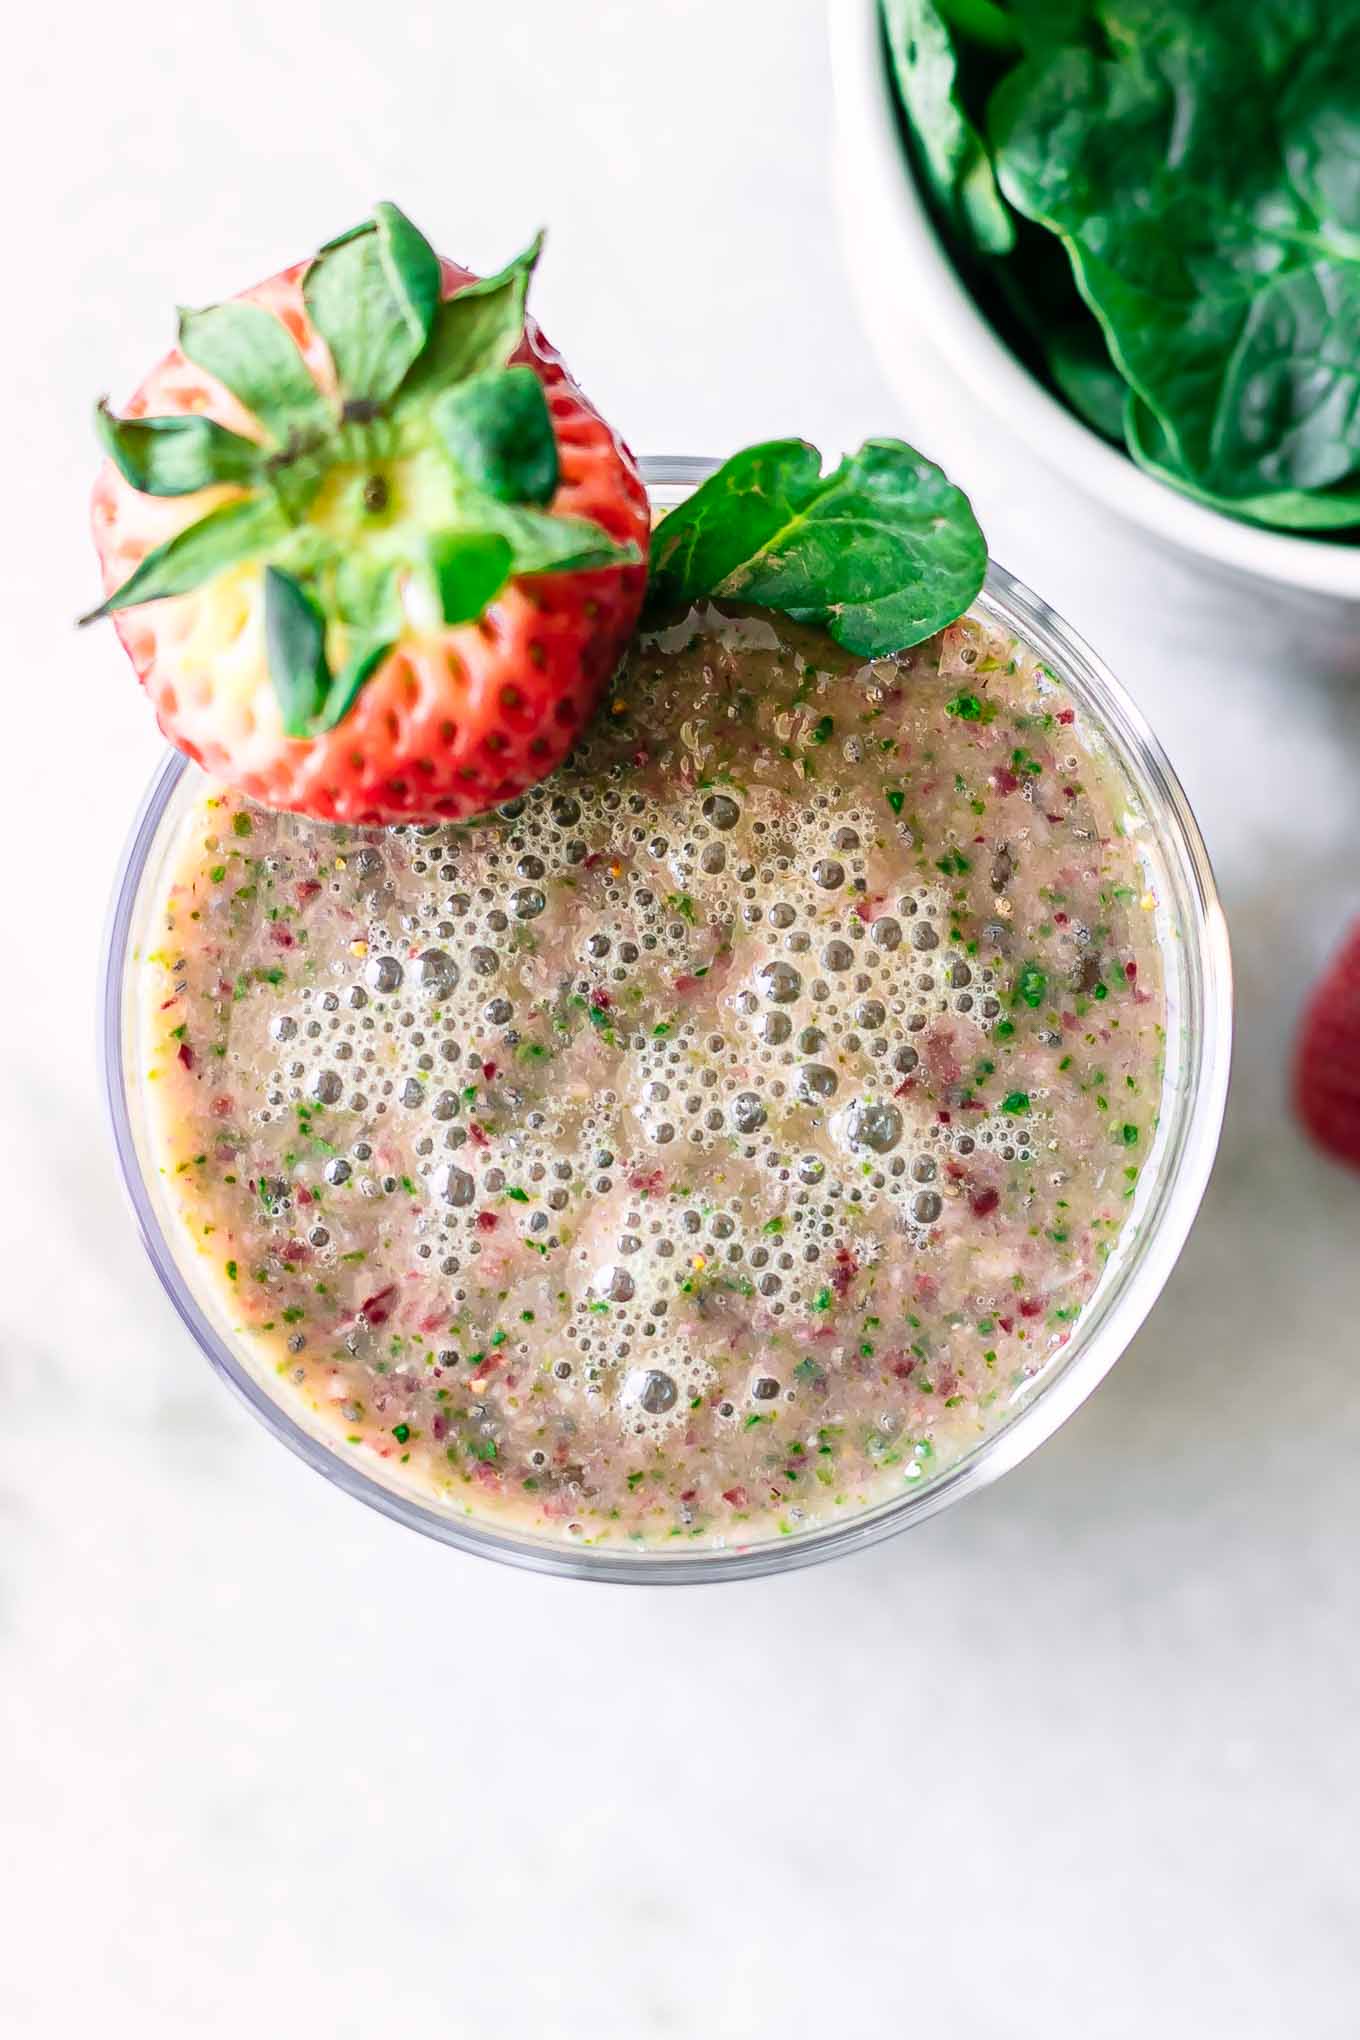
[138,600,1165,1549]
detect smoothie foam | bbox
[137,601,1166,1550]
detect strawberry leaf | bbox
[264,567,331,736]
[645,438,986,655]
[373,202,442,340]
[304,203,441,407]
[95,400,264,497]
[178,300,333,444]
[267,565,397,737]
[429,530,515,624]
[395,235,543,413]
[332,551,404,636]
[428,504,637,627]
[314,640,396,733]
[481,502,639,577]
[80,494,287,623]
[431,364,559,505]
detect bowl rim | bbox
[828,0,1360,601]
[101,457,1232,1584]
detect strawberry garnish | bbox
[85,204,648,825]
[1295,920,1360,1168]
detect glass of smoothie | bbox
[103,456,1231,1582]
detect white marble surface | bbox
[6,2,1360,2032]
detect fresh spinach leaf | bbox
[1003,0,1092,51]
[1045,327,1127,443]
[882,0,1015,255]
[985,219,1126,440]
[646,437,986,655]
[991,0,1360,500]
[936,0,1018,53]
[1125,396,1360,532]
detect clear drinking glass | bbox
[101,456,1233,1583]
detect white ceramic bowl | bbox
[828,0,1360,601]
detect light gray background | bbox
[6,2,1359,2033]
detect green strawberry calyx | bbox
[82,205,640,738]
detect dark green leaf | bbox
[314,220,372,254]
[1045,327,1127,443]
[80,495,286,623]
[882,0,1015,256]
[982,210,1125,437]
[429,530,515,624]
[1125,395,1360,531]
[486,502,639,577]
[935,0,1019,52]
[331,552,404,638]
[263,564,394,735]
[178,299,332,444]
[429,504,636,624]
[645,437,986,655]
[1015,962,1047,1009]
[432,364,559,504]
[1003,0,1092,51]
[394,235,543,413]
[315,640,396,732]
[304,203,441,406]
[264,567,331,736]
[373,202,442,349]
[991,2,1360,498]
[95,401,264,496]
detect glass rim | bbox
[100,454,1233,1585]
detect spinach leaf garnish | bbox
[646,437,986,656]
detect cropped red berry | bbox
[85,204,649,824]
[1294,919,1360,1169]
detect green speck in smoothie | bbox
[946,691,990,722]
[1015,963,1047,1009]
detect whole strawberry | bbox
[1295,920,1360,1169]
[85,205,649,824]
